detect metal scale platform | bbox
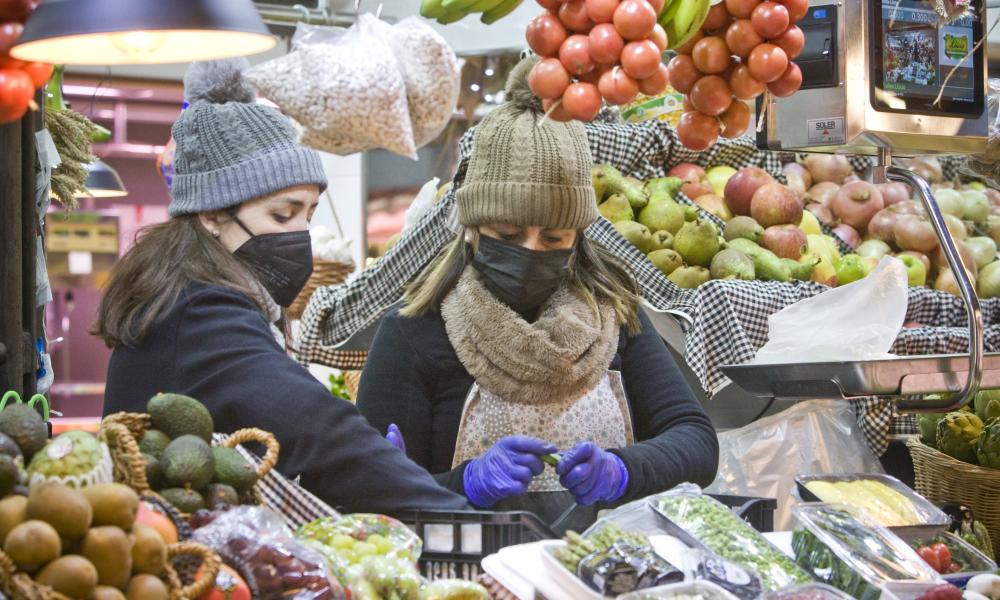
[723,0,992,410]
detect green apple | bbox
[835,254,867,285]
[706,166,738,197]
[968,181,987,191]
[897,253,928,286]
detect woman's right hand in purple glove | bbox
[463,436,557,508]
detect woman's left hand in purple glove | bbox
[556,441,628,506]
[386,423,406,453]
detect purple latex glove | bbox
[464,436,557,508]
[385,423,406,453]
[556,441,629,506]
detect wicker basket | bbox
[343,370,362,402]
[0,540,219,600]
[907,437,1000,557]
[100,412,280,518]
[287,258,355,320]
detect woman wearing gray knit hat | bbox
[95,59,471,514]
[357,57,718,530]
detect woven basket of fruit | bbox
[99,393,279,520]
[287,258,355,320]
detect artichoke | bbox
[976,420,1000,469]
[936,412,985,463]
[960,519,995,561]
[918,413,945,446]
[974,389,1000,424]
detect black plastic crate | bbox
[395,493,776,580]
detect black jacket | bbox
[356,307,720,503]
[103,283,471,514]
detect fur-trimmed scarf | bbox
[441,267,620,405]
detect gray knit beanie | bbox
[456,56,598,230]
[168,58,327,217]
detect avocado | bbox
[160,488,205,514]
[35,554,99,599]
[27,482,93,542]
[0,454,18,497]
[147,394,213,442]
[95,586,127,600]
[212,447,257,493]
[81,483,139,531]
[0,432,24,463]
[204,483,239,509]
[126,574,169,600]
[0,495,27,544]
[160,435,213,489]
[130,523,166,576]
[0,403,48,459]
[81,526,132,590]
[138,430,171,460]
[4,520,61,573]
[141,453,164,490]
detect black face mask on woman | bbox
[231,216,313,307]
[471,234,573,314]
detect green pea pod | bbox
[542,453,562,467]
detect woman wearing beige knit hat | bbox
[356,57,718,530]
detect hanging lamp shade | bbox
[79,159,127,198]
[10,0,276,65]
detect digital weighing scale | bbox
[722,0,992,410]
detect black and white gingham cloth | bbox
[297,119,987,456]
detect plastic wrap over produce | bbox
[964,79,1000,186]
[752,256,908,364]
[705,400,884,530]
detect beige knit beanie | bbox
[456,56,599,230]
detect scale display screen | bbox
[870,0,983,116]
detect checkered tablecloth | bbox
[297,118,985,456]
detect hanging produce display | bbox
[0,0,50,125]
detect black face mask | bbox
[231,216,313,307]
[471,235,573,314]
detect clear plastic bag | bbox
[752,256,908,364]
[705,400,884,530]
[192,506,347,600]
[247,14,416,159]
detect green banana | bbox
[441,0,481,12]
[468,0,504,13]
[658,0,683,26]
[663,0,710,49]
[481,0,522,24]
[420,0,448,19]
[437,8,469,23]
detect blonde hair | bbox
[401,228,642,335]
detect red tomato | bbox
[0,66,32,123]
[648,23,668,52]
[747,42,788,83]
[198,564,251,600]
[585,0,619,23]
[0,0,34,23]
[579,63,611,84]
[778,0,808,22]
[543,97,574,121]
[526,12,568,57]
[720,99,750,137]
[667,54,702,94]
[682,94,694,112]
[589,22,625,64]
[677,110,721,151]
[0,21,22,55]
[728,63,766,99]
[598,66,639,105]
[689,74,732,116]
[691,35,731,74]
[766,61,801,96]
[529,57,572,99]
[613,0,657,40]
[703,2,732,31]
[21,61,51,89]
[751,2,789,39]
[725,19,764,59]
[931,543,952,570]
[638,62,669,96]
[0,52,24,69]
[559,0,594,32]
[620,39,661,79]
[562,82,602,120]
[772,24,804,58]
[948,562,961,574]
[724,0,761,20]
[917,546,941,572]
[559,35,595,75]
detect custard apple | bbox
[976,420,1000,469]
[27,430,111,487]
[937,412,985,463]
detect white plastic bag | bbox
[247,14,417,159]
[753,256,907,364]
[705,400,885,530]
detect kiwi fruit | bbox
[35,554,99,599]
[94,586,128,600]
[130,523,166,576]
[0,495,28,544]
[81,526,132,590]
[4,520,61,573]
[126,574,169,600]
[27,482,93,541]
[81,483,139,531]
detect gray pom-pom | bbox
[504,55,543,114]
[184,57,255,104]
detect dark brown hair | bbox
[93,215,267,348]
[401,228,643,335]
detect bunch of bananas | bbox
[660,0,711,50]
[420,0,524,25]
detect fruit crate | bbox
[395,493,776,580]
